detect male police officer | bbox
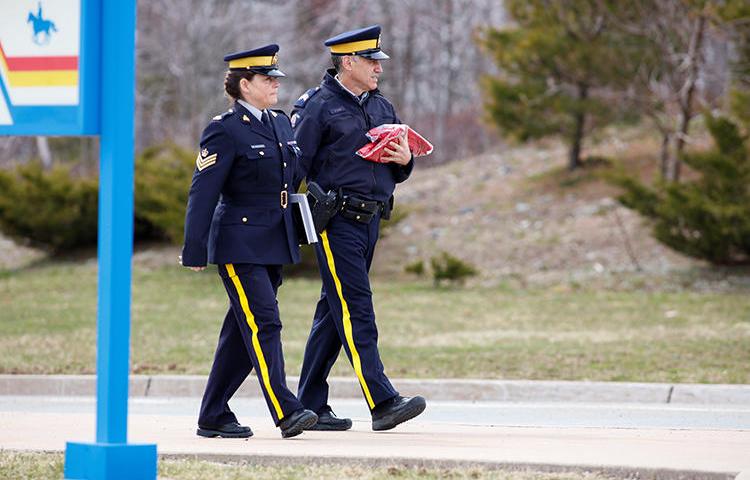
[292,25,426,431]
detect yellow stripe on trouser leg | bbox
[225,264,284,420]
[320,231,376,409]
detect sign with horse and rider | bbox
[0,0,99,135]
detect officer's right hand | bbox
[381,131,411,165]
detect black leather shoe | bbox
[371,395,426,431]
[279,409,318,438]
[196,421,253,438]
[307,408,353,431]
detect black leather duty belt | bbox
[222,191,288,208]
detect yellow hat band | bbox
[330,39,379,54]
[228,55,276,69]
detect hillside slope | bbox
[372,133,700,287]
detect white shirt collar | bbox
[238,99,264,122]
[334,74,368,103]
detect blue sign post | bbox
[1,0,157,478]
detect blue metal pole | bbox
[95,0,137,445]
[64,0,156,478]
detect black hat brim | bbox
[247,66,286,77]
[358,50,389,60]
[263,68,286,77]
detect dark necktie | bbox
[261,110,272,130]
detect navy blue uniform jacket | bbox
[182,102,300,267]
[292,69,413,202]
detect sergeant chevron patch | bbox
[196,153,217,171]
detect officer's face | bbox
[349,56,382,92]
[241,74,280,109]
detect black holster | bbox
[306,182,341,233]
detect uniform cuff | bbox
[394,155,414,183]
[181,244,207,267]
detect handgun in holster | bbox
[306,181,341,234]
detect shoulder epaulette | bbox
[293,86,321,109]
[212,108,235,122]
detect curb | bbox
[1,375,750,404]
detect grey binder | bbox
[290,193,318,244]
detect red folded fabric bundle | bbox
[356,124,434,163]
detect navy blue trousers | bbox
[198,263,302,427]
[297,214,398,413]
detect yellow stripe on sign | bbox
[225,263,284,420]
[8,70,78,87]
[320,231,375,409]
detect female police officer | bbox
[181,44,316,439]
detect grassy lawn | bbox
[0,261,748,383]
[0,451,619,480]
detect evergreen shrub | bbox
[404,259,425,276]
[430,251,478,286]
[134,143,195,243]
[0,143,196,252]
[611,115,750,264]
[0,162,98,252]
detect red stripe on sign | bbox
[0,41,78,71]
[6,56,78,71]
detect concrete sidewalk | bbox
[2,410,748,477]
[1,395,749,478]
[2,377,749,478]
[2,374,750,404]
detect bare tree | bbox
[2,0,507,166]
[35,137,52,168]
[617,0,729,181]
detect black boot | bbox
[371,395,426,431]
[196,421,253,438]
[307,407,352,431]
[279,409,318,438]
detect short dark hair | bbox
[331,55,344,73]
[224,70,256,101]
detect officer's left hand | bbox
[179,255,206,272]
[381,132,411,165]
